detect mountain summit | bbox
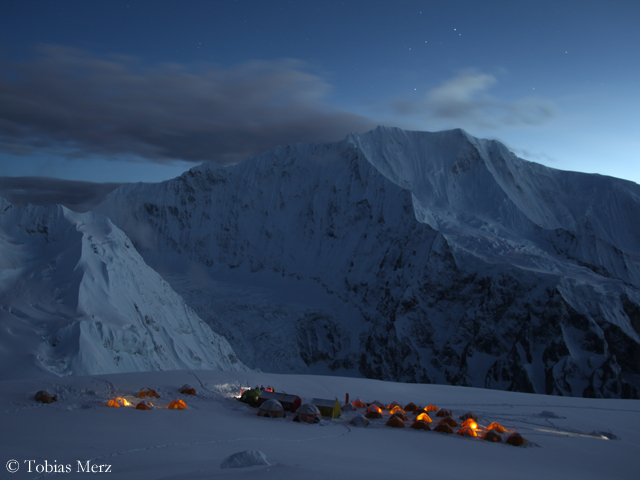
[94,126,640,398]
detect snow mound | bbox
[220,450,270,469]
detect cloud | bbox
[0,176,121,212]
[0,45,377,164]
[395,71,556,129]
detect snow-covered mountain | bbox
[0,198,247,379]
[95,126,640,398]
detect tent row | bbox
[242,389,527,446]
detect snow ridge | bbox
[0,198,247,379]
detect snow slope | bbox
[93,127,640,398]
[1,369,638,479]
[0,198,247,379]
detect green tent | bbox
[240,389,261,406]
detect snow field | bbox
[2,370,638,479]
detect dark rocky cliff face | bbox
[96,129,640,398]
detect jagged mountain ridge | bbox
[96,126,640,398]
[0,198,247,379]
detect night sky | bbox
[1,0,638,208]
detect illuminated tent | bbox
[506,433,527,447]
[366,405,383,414]
[425,404,439,412]
[137,388,160,398]
[107,397,130,408]
[410,420,431,431]
[393,412,409,421]
[135,401,153,410]
[294,403,322,424]
[311,398,341,419]
[386,415,405,428]
[482,430,502,442]
[387,401,401,410]
[458,426,478,438]
[389,406,406,415]
[349,415,370,428]
[415,413,432,423]
[257,392,301,412]
[180,384,196,396]
[168,399,187,409]
[486,422,506,434]
[369,400,385,409]
[257,399,285,418]
[351,399,366,408]
[460,418,478,430]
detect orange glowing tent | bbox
[386,415,405,428]
[137,388,160,398]
[393,412,409,421]
[369,400,385,409]
[458,426,478,438]
[425,404,439,412]
[460,418,478,429]
[486,422,506,434]
[366,405,383,414]
[389,405,406,415]
[135,401,153,410]
[351,398,366,408]
[415,412,432,423]
[107,397,130,408]
[168,399,187,410]
[386,401,401,410]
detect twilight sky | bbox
[0,0,639,208]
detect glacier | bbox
[0,198,247,379]
[86,126,639,398]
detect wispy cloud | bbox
[395,71,556,129]
[0,45,377,164]
[0,176,121,212]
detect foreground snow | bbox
[2,370,638,479]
